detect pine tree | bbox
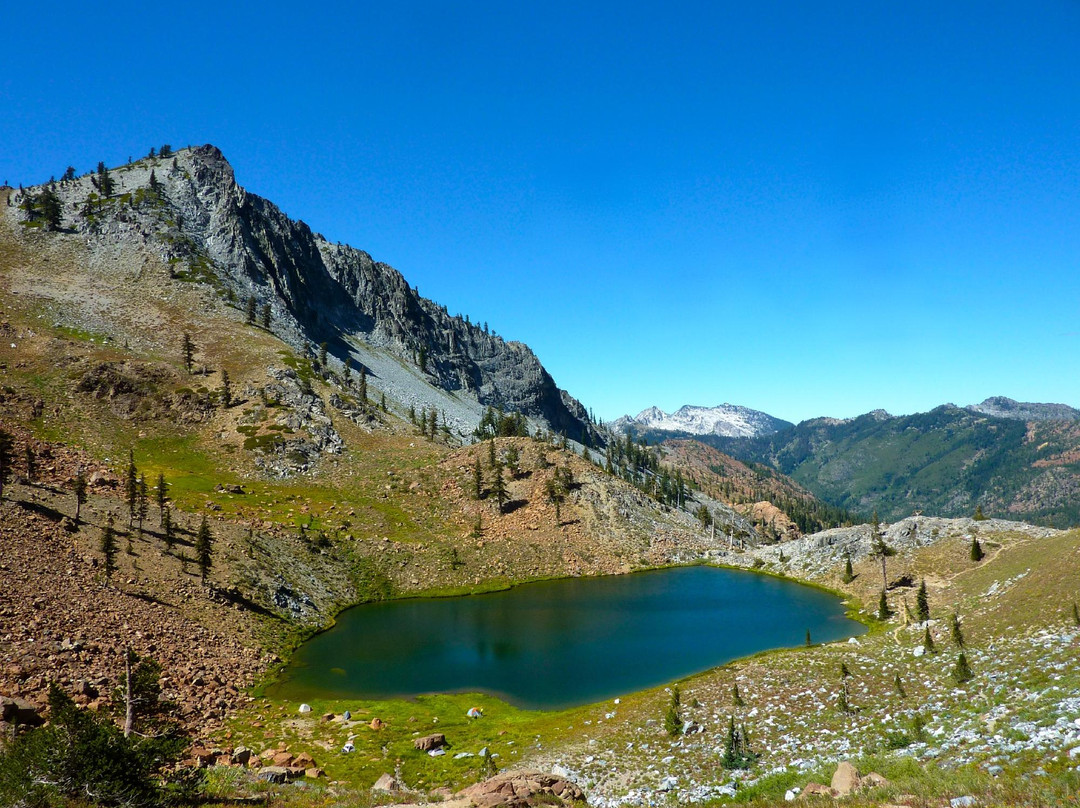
[359,366,368,403]
[970,536,984,561]
[916,579,930,622]
[148,169,161,196]
[950,613,966,648]
[805,629,812,647]
[220,369,231,408]
[97,161,114,197]
[492,462,507,513]
[38,186,62,230]
[837,687,852,714]
[951,652,973,684]
[505,445,520,479]
[159,144,172,158]
[732,682,744,707]
[125,449,138,526]
[418,344,427,372]
[664,685,683,736]
[878,588,891,620]
[195,515,213,580]
[343,356,352,385]
[101,515,118,578]
[973,504,987,521]
[155,472,168,526]
[181,332,195,374]
[923,625,935,654]
[870,512,896,589]
[1072,602,1080,627]
[245,295,256,324]
[894,673,906,698]
[839,552,854,583]
[73,468,88,525]
[488,439,497,467]
[318,341,328,369]
[473,456,484,499]
[261,303,272,329]
[135,474,149,539]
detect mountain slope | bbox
[965,396,1080,422]
[10,146,597,444]
[714,405,1080,525]
[610,403,792,438]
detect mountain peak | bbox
[966,397,1080,422]
[613,402,792,439]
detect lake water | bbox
[268,565,865,710]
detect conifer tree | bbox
[148,169,161,196]
[101,515,118,578]
[24,444,36,484]
[894,673,906,698]
[181,332,195,374]
[38,185,62,230]
[318,341,328,369]
[950,613,966,648]
[473,456,484,499]
[220,369,232,408]
[135,474,149,539]
[125,449,138,526]
[488,439,496,467]
[970,536,984,561]
[916,579,930,622]
[359,366,368,403]
[155,472,168,526]
[664,685,683,736]
[195,515,213,580]
[923,625,935,654]
[505,445,520,479]
[732,682,744,707]
[492,462,507,513]
[1072,602,1080,627]
[973,504,987,521]
[73,468,88,525]
[97,161,114,196]
[870,512,896,589]
[952,652,973,684]
[878,589,891,620]
[805,629,812,646]
[343,356,352,384]
[261,303,272,329]
[245,295,256,325]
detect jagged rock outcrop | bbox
[40,146,596,441]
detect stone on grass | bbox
[414,732,446,751]
[831,761,860,796]
[373,773,401,792]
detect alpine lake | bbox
[268,565,865,710]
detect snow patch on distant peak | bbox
[611,403,792,439]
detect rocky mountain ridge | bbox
[610,403,792,439]
[14,146,597,443]
[965,396,1080,422]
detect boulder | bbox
[0,695,43,727]
[414,732,446,752]
[370,717,384,730]
[373,773,401,792]
[801,782,837,798]
[459,770,585,806]
[258,766,289,784]
[831,761,860,796]
[861,771,890,789]
[292,752,315,768]
[305,768,324,779]
[271,751,295,767]
[232,746,252,766]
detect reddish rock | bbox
[414,732,446,752]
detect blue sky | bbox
[3,1,1078,423]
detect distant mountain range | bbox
[965,396,1080,422]
[610,404,793,439]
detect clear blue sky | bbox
[3,1,1078,424]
